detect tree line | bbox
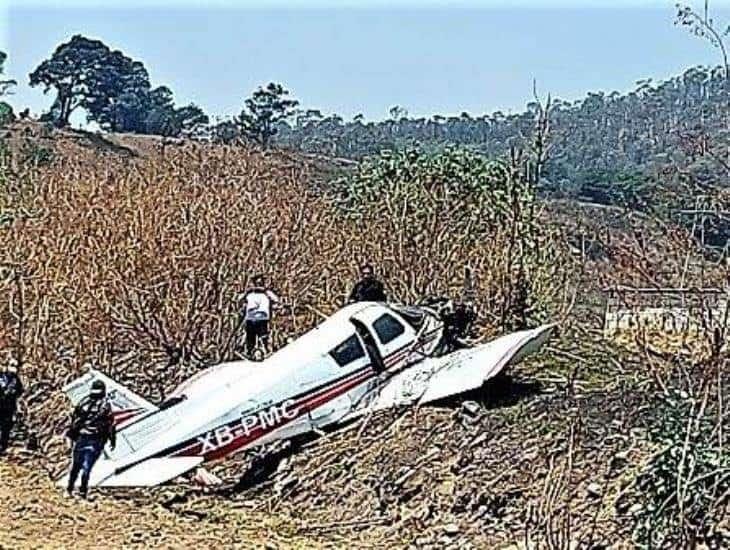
[1,35,298,144]
[0,1,727,216]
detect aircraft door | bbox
[308,331,372,428]
[350,318,386,373]
[352,311,413,372]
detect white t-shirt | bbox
[243,289,279,321]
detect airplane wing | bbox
[371,324,556,409]
[57,456,204,488]
[63,368,158,427]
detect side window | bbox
[373,314,405,345]
[329,334,366,367]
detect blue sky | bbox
[3,1,730,125]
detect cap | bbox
[90,379,106,396]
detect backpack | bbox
[70,397,113,442]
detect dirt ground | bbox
[0,459,324,549]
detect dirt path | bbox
[0,458,322,549]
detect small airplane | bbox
[59,301,555,488]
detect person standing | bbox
[348,264,387,303]
[0,359,23,455]
[241,275,280,358]
[66,379,116,499]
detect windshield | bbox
[389,305,428,331]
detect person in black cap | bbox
[0,358,23,455]
[348,264,387,303]
[66,379,116,498]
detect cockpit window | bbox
[329,334,366,367]
[373,314,406,345]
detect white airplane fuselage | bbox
[62,302,554,487]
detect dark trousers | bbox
[67,436,104,496]
[0,408,14,452]
[245,319,270,356]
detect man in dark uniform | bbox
[0,359,23,455]
[66,379,116,498]
[348,264,387,303]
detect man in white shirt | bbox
[241,275,280,358]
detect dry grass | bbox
[0,127,569,459]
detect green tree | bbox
[29,35,113,127]
[144,92,209,138]
[212,119,241,144]
[0,51,17,126]
[175,103,209,138]
[83,50,152,132]
[0,51,17,97]
[238,83,299,149]
[29,35,207,137]
[142,86,177,135]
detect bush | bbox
[630,388,729,548]
[0,101,14,126]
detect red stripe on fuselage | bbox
[112,408,144,426]
[184,369,374,461]
[167,327,443,462]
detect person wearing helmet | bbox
[66,379,116,498]
[0,358,23,455]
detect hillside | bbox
[276,66,730,216]
[0,123,728,548]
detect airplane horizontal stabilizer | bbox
[63,368,158,427]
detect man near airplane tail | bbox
[66,379,116,498]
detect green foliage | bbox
[175,103,209,138]
[576,169,653,209]
[29,35,113,127]
[29,35,208,137]
[277,65,730,205]
[211,119,241,144]
[335,147,562,329]
[0,51,16,97]
[142,89,208,137]
[238,83,299,149]
[83,49,152,132]
[21,141,54,167]
[0,102,15,126]
[336,147,525,224]
[630,390,729,548]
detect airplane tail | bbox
[63,368,158,428]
